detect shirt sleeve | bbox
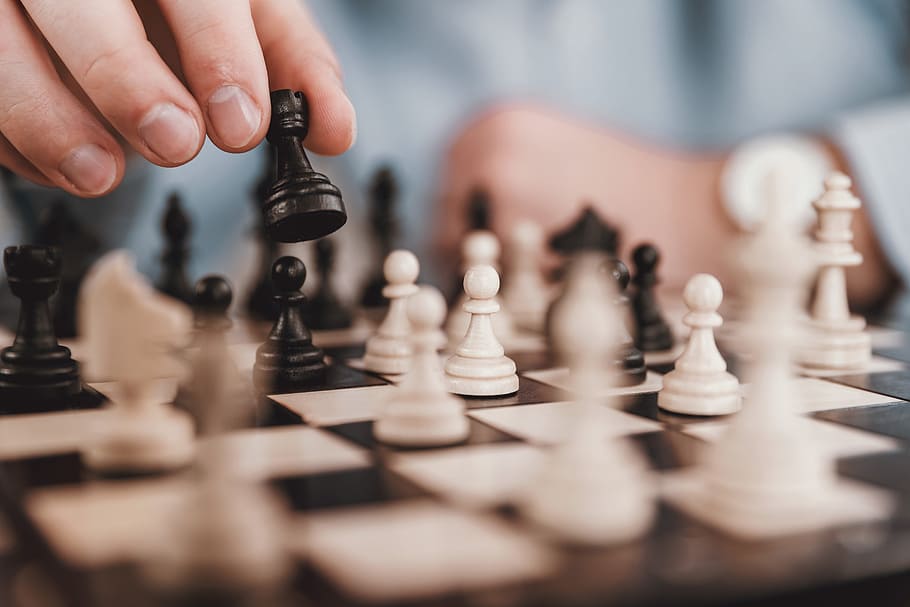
[832,97,910,286]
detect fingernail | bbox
[59,144,116,194]
[138,102,200,163]
[207,85,261,149]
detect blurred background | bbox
[2,0,909,315]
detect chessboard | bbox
[4,291,910,607]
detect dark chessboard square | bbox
[813,402,910,443]
[324,343,366,362]
[629,430,703,471]
[620,392,734,429]
[325,418,518,453]
[510,349,557,373]
[837,450,910,495]
[829,370,910,403]
[875,344,910,364]
[0,452,84,489]
[256,396,305,427]
[272,466,428,512]
[267,362,388,396]
[462,376,568,410]
[0,385,106,417]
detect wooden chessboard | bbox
[4,296,910,607]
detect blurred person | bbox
[0,0,907,311]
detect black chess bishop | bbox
[156,193,193,304]
[605,257,647,385]
[261,89,346,243]
[630,243,675,352]
[359,166,399,308]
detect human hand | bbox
[435,106,895,306]
[0,0,355,196]
[434,105,735,291]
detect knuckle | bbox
[79,43,145,91]
[0,95,51,135]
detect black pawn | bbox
[359,167,399,308]
[32,200,102,338]
[262,90,346,243]
[246,145,281,321]
[156,193,193,304]
[305,239,353,330]
[253,257,326,393]
[605,258,647,386]
[193,275,233,332]
[0,246,81,413]
[630,244,674,352]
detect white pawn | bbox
[363,250,420,375]
[520,264,655,545]
[375,287,469,446]
[445,265,519,396]
[502,220,549,332]
[447,231,514,341]
[658,274,740,416]
[798,172,871,371]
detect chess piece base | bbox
[658,370,741,416]
[363,335,411,375]
[375,397,469,447]
[0,345,81,411]
[83,406,195,472]
[521,439,655,546]
[253,342,326,393]
[798,317,871,371]
[444,354,519,396]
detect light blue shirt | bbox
[2,0,910,315]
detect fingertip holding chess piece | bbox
[658,273,740,416]
[364,250,420,375]
[262,89,346,243]
[253,256,326,393]
[375,286,469,447]
[444,264,519,397]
